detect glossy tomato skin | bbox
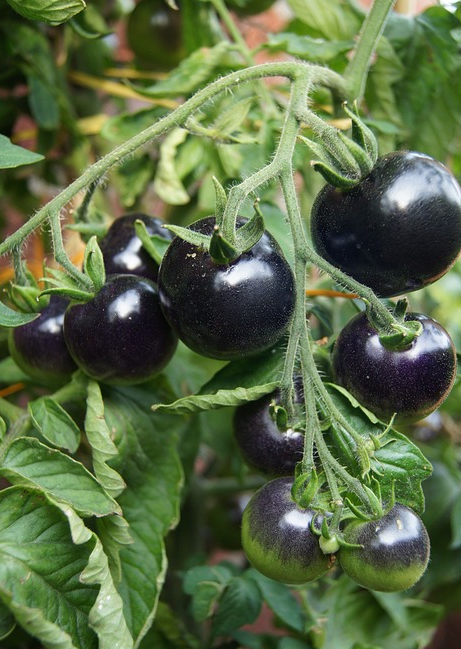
[127,0,185,69]
[99,213,172,282]
[241,477,332,584]
[8,297,77,384]
[311,151,461,298]
[339,504,430,592]
[157,217,295,361]
[234,379,304,476]
[332,312,457,422]
[63,274,177,385]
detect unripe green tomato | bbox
[339,504,430,592]
[241,477,333,584]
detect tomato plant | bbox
[0,1,460,648]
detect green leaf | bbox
[117,155,153,209]
[287,0,360,41]
[27,72,60,130]
[210,96,254,138]
[153,128,190,205]
[0,487,99,649]
[0,134,44,169]
[153,346,285,414]
[326,384,432,512]
[101,107,169,143]
[0,601,16,641]
[247,569,306,633]
[138,42,238,98]
[103,386,184,646]
[0,437,121,517]
[211,576,262,640]
[265,32,354,62]
[28,397,81,453]
[0,300,39,327]
[85,380,126,499]
[6,0,86,25]
[70,4,111,38]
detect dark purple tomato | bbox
[241,477,332,584]
[8,296,77,384]
[126,0,185,70]
[99,213,172,282]
[310,151,461,297]
[63,274,177,385]
[157,216,295,361]
[332,312,457,422]
[339,503,430,592]
[234,379,304,476]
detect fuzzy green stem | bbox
[344,0,396,101]
[0,62,344,262]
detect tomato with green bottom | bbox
[339,503,430,592]
[241,477,333,584]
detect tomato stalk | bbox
[344,0,397,102]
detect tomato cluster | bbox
[9,213,295,384]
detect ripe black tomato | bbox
[233,379,304,476]
[8,296,77,385]
[241,476,332,584]
[157,216,295,361]
[310,151,461,298]
[99,213,172,282]
[332,311,457,422]
[126,0,185,70]
[339,503,430,592]
[63,274,177,385]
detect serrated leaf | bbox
[153,346,285,414]
[85,380,126,499]
[28,397,81,453]
[153,129,189,205]
[287,0,360,41]
[0,134,44,169]
[7,0,86,25]
[0,487,99,649]
[103,386,184,646]
[0,437,121,517]
[326,385,432,512]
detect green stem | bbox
[49,212,93,290]
[0,62,344,261]
[344,0,396,101]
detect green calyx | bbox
[301,102,378,189]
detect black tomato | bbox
[126,0,185,70]
[8,296,77,385]
[241,477,333,584]
[339,503,430,592]
[99,213,172,282]
[233,379,304,476]
[310,151,461,297]
[157,217,295,361]
[63,274,177,385]
[332,311,457,422]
